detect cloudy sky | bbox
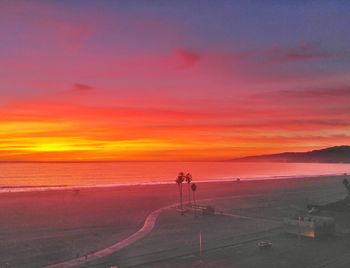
[0,0,350,161]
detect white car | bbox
[258,241,272,249]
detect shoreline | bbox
[0,173,345,194]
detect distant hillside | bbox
[232,146,350,163]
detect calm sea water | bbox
[0,162,350,192]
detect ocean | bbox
[1,161,350,192]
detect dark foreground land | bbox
[1,175,349,268]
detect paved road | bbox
[44,193,269,268]
[45,189,315,268]
[44,203,177,268]
[218,212,282,224]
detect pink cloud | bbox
[0,2,98,49]
[71,83,96,93]
[175,48,201,69]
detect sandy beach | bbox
[0,175,349,267]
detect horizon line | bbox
[0,145,347,164]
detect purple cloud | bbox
[265,42,350,64]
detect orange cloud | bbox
[0,90,349,162]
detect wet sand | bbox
[0,175,346,267]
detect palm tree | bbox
[176,172,185,212]
[191,183,197,217]
[185,173,192,206]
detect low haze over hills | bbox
[232,146,350,163]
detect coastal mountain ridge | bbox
[232,145,350,163]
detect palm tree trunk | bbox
[178,184,182,210]
[188,184,191,206]
[180,184,183,211]
[193,191,197,218]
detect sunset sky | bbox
[1,1,350,161]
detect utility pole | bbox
[298,215,301,240]
[199,231,202,258]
